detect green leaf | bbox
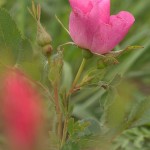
[82,118,101,136]
[62,61,73,91]
[106,45,144,58]
[20,58,42,81]
[128,97,150,127]
[0,8,22,63]
[19,38,33,62]
[62,142,80,150]
[100,87,117,109]
[110,74,122,87]
[125,45,144,51]
[0,0,6,6]
[67,119,90,141]
[68,118,75,136]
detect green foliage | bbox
[62,118,90,150]
[0,8,33,66]
[48,51,63,85]
[0,8,22,63]
[0,7,42,82]
[127,97,150,127]
[0,0,150,150]
[113,126,150,150]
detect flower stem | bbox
[69,58,87,95]
[60,58,87,148]
[61,116,69,149]
[54,85,60,115]
[54,84,62,140]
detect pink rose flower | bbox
[1,69,43,150]
[69,0,135,54]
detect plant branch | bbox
[68,58,87,96]
[54,84,62,139]
[61,116,69,149]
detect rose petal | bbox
[69,0,135,54]
[69,0,93,14]
[91,11,135,54]
[69,0,111,50]
[69,0,110,22]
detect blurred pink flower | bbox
[69,0,135,54]
[1,69,43,150]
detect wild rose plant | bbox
[0,0,149,150]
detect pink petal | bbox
[90,11,135,54]
[69,0,93,14]
[69,1,135,54]
[69,12,93,50]
[69,0,110,23]
[95,0,110,23]
[69,0,111,50]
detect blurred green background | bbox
[0,0,150,149]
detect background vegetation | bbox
[0,0,150,149]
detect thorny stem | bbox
[47,52,62,141]
[60,58,87,149]
[47,56,63,146]
[49,54,86,149]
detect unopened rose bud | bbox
[36,22,53,57]
[37,22,52,47]
[43,44,53,56]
